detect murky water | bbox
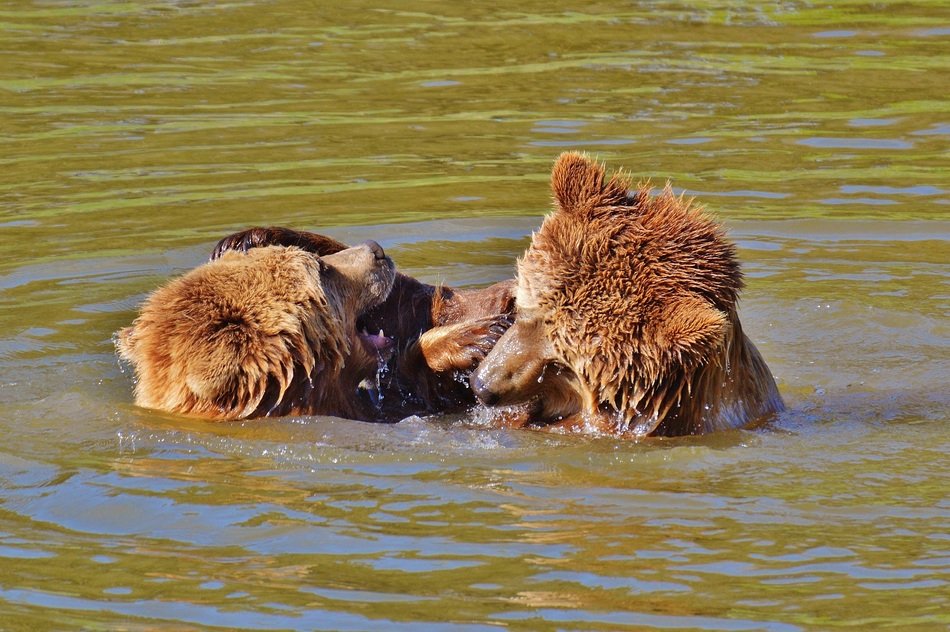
[1,1,947,629]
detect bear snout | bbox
[470,373,501,406]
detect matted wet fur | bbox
[471,152,784,437]
[116,243,396,420]
[210,227,515,420]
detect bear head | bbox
[472,152,743,434]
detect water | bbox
[1,1,947,629]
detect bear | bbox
[118,233,514,422]
[116,241,397,420]
[470,152,784,437]
[209,226,515,420]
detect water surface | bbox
[0,1,947,630]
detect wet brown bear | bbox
[118,233,514,421]
[210,227,516,420]
[117,242,396,419]
[471,152,784,437]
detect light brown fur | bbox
[471,152,784,437]
[117,243,395,420]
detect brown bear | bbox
[118,232,514,421]
[470,152,784,437]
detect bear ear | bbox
[550,152,630,219]
[653,296,730,367]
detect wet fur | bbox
[117,245,393,420]
[209,227,516,420]
[473,152,784,437]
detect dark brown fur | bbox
[471,152,784,437]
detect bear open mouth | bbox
[355,321,395,408]
[356,326,394,364]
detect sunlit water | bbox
[0,2,947,630]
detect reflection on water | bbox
[0,1,947,629]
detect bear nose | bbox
[362,240,387,261]
[470,374,500,406]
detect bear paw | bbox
[419,314,514,374]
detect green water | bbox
[0,1,947,630]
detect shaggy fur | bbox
[207,227,516,420]
[117,244,396,420]
[471,152,784,437]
